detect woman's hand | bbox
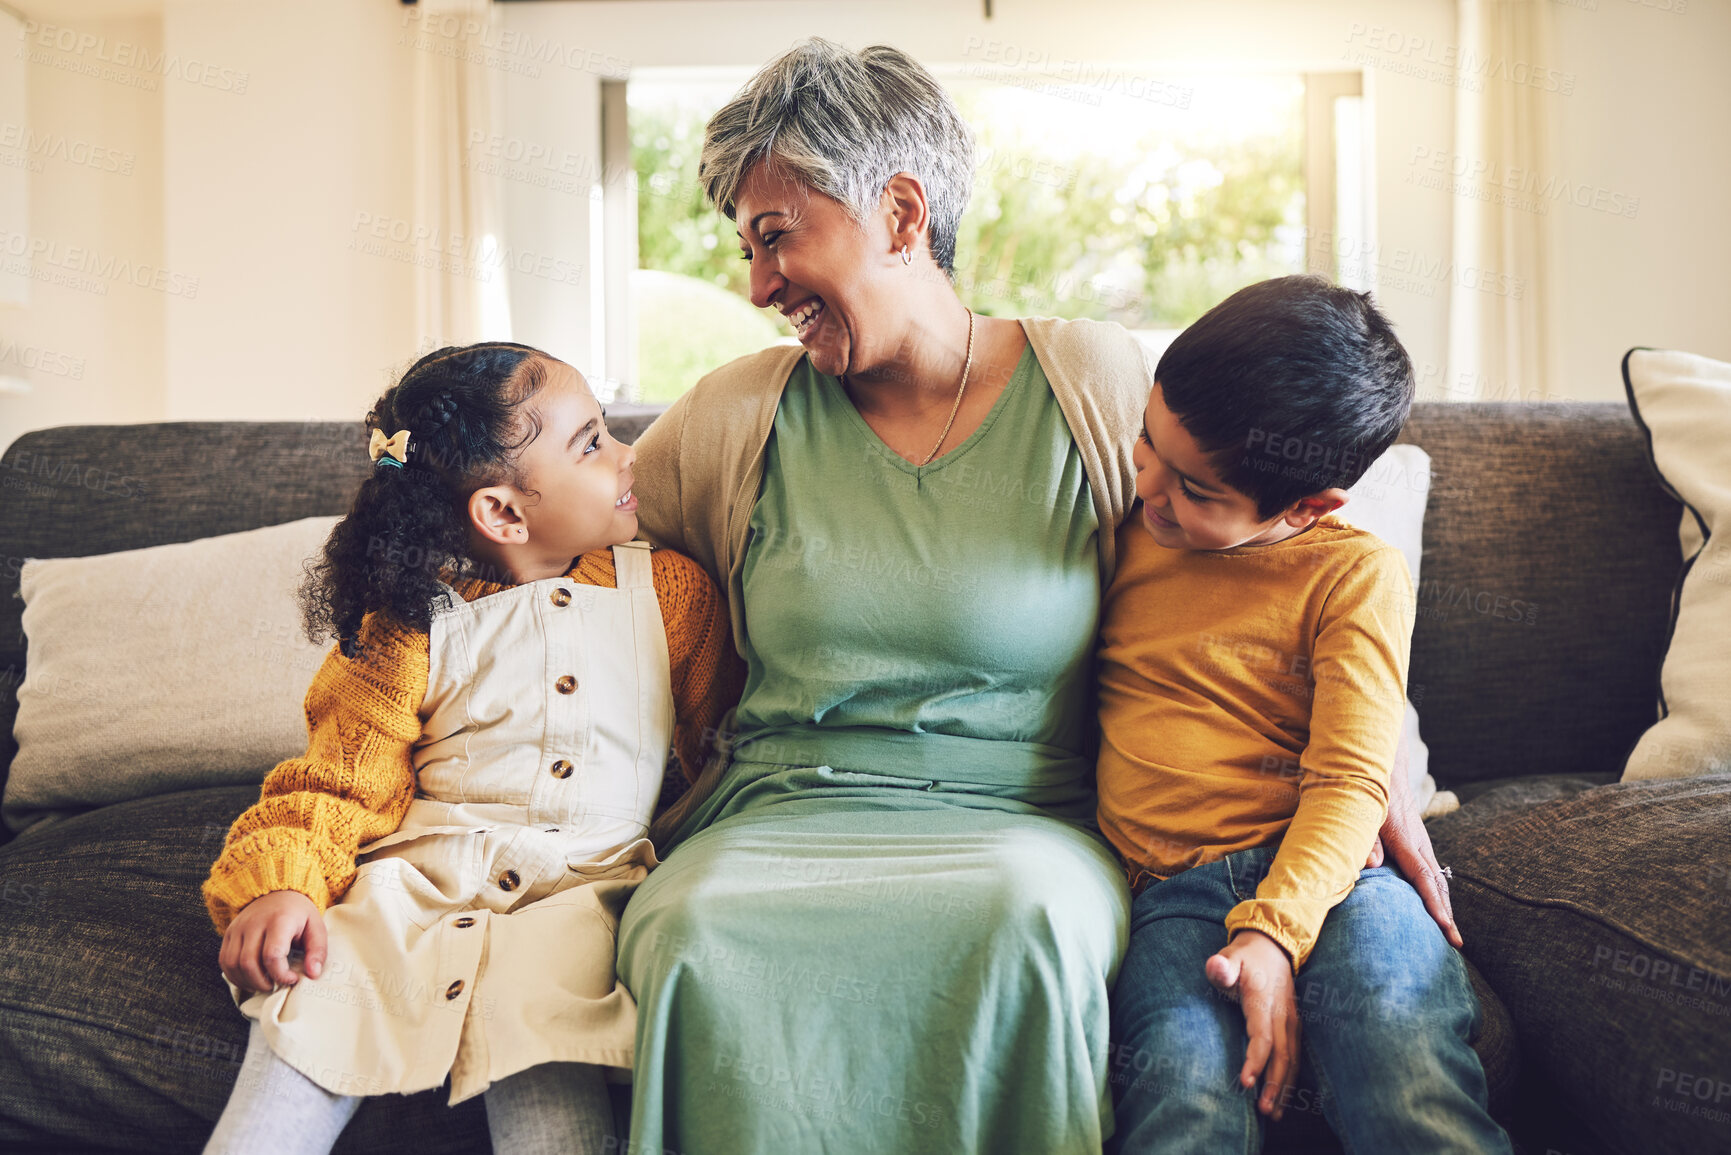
[219,890,328,994]
[1371,735,1464,948]
[1205,930,1300,1121]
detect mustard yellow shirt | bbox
[1095,510,1414,969]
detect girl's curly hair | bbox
[299,341,552,657]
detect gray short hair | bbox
[699,38,975,275]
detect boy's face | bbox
[1133,384,1344,551]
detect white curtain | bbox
[0,4,26,314]
[413,0,509,349]
[1445,0,1560,401]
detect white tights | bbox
[203,1022,615,1155]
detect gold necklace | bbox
[918,307,975,468]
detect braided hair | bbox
[299,341,553,658]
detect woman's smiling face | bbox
[734,160,905,380]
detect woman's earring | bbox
[900,245,911,266]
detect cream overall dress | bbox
[228,541,673,1106]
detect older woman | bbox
[617,38,1456,1154]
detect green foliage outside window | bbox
[631,77,1304,401]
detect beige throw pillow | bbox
[1621,348,1731,780]
[3,516,341,834]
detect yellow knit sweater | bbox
[203,547,743,934]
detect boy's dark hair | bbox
[299,341,553,658]
[1154,274,1415,520]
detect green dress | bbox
[616,342,1132,1153]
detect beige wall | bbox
[1550,0,1731,400]
[0,11,165,454]
[0,0,1724,451]
[161,0,417,423]
[0,0,417,454]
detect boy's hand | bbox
[219,890,328,994]
[1206,929,1300,1121]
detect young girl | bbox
[201,341,740,1154]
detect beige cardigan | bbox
[630,314,1155,654]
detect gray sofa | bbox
[0,401,1725,1155]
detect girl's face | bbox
[468,359,637,579]
[734,160,909,381]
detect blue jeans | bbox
[1108,846,1511,1154]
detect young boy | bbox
[1098,276,1511,1153]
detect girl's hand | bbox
[1205,929,1301,1121]
[219,890,328,995]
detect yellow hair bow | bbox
[368,428,412,466]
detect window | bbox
[614,68,1360,402]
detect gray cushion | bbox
[1393,403,1681,786]
[0,785,492,1152]
[1450,771,1621,810]
[1428,774,1731,1155]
